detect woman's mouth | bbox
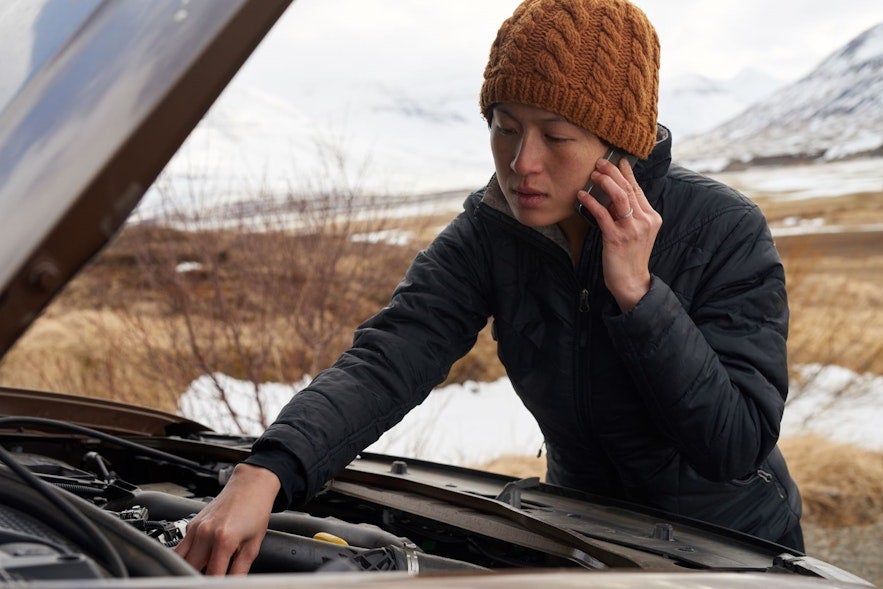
[515,188,546,208]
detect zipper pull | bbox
[536,441,546,459]
[579,289,590,312]
[757,469,785,498]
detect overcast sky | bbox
[158,0,883,199]
[237,0,883,98]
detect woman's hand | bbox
[577,157,662,312]
[173,463,281,575]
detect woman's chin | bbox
[513,208,565,229]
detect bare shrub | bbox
[111,176,429,432]
[0,162,500,426]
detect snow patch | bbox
[178,364,883,465]
[350,229,414,246]
[175,261,203,273]
[783,364,883,451]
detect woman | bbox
[176,0,803,574]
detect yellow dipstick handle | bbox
[313,532,349,546]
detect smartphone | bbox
[577,147,638,221]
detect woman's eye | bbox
[493,125,516,136]
[545,134,570,143]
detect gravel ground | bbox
[804,520,882,587]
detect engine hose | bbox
[52,482,104,497]
[0,470,198,577]
[250,529,360,573]
[252,530,488,574]
[106,491,409,550]
[106,491,488,573]
[391,545,488,572]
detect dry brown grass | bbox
[754,191,883,227]
[0,308,179,410]
[772,217,883,377]
[755,191,883,378]
[786,274,883,376]
[780,436,883,528]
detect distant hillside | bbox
[674,23,883,172]
[659,69,784,140]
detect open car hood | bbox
[0,0,290,358]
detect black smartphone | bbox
[577,147,638,221]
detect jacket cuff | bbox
[603,275,680,344]
[244,447,308,511]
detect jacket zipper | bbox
[477,204,600,451]
[574,232,601,430]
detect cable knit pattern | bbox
[480,0,659,158]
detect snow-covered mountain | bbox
[149,69,784,216]
[146,22,882,213]
[142,75,494,216]
[674,22,883,172]
[659,69,784,141]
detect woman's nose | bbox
[510,134,543,175]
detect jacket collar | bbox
[636,124,672,205]
[481,176,572,254]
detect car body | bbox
[0,1,875,587]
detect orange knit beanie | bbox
[480,0,660,159]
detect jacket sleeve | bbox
[247,207,493,506]
[604,204,789,482]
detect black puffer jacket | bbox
[247,127,802,543]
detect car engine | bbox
[0,416,573,580]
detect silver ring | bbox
[617,207,634,220]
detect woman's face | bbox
[490,102,608,230]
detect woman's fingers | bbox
[173,464,280,575]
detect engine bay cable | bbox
[0,416,216,475]
[0,443,128,577]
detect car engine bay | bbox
[0,414,868,586]
[0,416,602,580]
